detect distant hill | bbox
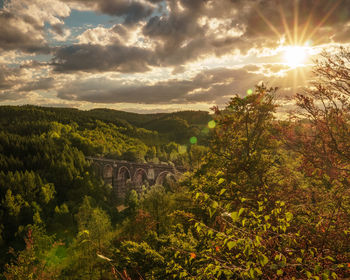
[88,108,212,127]
[0,105,213,144]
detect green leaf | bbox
[277,269,283,276]
[227,241,235,250]
[238,208,245,217]
[230,211,238,222]
[212,200,218,209]
[254,268,262,276]
[259,254,269,266]
[285,212,293,222]
[218,178,225,185]
[255,235,261,246]
[249,268,255,278]
[209,208,215,218]
[195,192,200,200]
[219,188,227,195]
[78,230,90,237]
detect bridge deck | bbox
[86,156,187,172]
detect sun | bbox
[283,46,308,67]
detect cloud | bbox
[141,0,350,64]
[0,10,49,53]
[0,91,30,101]
[18,77,56,92]
[1,0,350,111]
[241,0,350,45]
[52,43,157,72]
[77,24,135,46]
[56,64,308,105]
[63,0,156,23]
[0,62,54,102]
[0,64,23,90]
[51,0,350,74]
[0,0,71,53]
[97,0,155,24]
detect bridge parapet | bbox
[86,156,186,199]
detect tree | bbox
[148,88,286,278]
[63,196,114,280]
[4,226,64,280]
[140,185,174,235]
[294,47,350,180]
[161,85,347,279]
[202,85,282,208]
[283,47,350,276]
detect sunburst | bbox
[254,0,342,90]
[255,0,342,47]
[283,46,308,68]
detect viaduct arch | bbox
[87,157,186,199]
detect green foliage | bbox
[61,197,114,279]
[0,105,203,272]
[114,241,166,279]
[111,82,349,279]
[4,226,65,280]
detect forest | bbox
[0,49,349,279]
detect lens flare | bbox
[208,120,216,129]
[190,136,197,144]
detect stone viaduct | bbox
[87,157,186,199]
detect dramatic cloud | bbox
[51,0,350,74]
[56,65,309,104]
[0,0,71,52]
[52,43,157,72]
[0,10,48,52]
[0,64,28,91]
[18,77,56,92]
[0,0,350,112]
[63,0,156,23]
[0,63,53,101]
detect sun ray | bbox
[253,0,342,95]
[254,5,281,39]
[278,2,293,45]
[299,0,319,44]
[293,0,299,44]
[306,0,342,42]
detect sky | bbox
[0,0,349,113]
